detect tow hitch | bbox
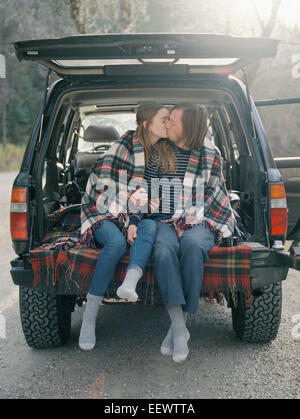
[277,240,300,271]
[289,241,300,270]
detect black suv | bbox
[10,34,300,349]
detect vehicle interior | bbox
[36,86,259,246]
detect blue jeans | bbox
[153,222,215,314]
[89,219,157,297]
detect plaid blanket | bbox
[30,229,81,294]
[30,206,82,293]
[202,244,252,307]
[168,136,236,242]
[48,204,82,232]
[30,231,252,307]
[80,130,145,245]
[81,130,236,247]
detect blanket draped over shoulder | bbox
[80,130,145,246]
[80,130,236,246]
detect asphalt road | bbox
[0,171,299,399]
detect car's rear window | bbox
[78,112,136,152]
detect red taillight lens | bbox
[270,208,288,236]
[10,212,28,240]
[10,187,28,240]
[270,183,287,237]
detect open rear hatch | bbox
[14,33,280,78]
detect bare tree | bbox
[63,0,87,34]
[246,0,283,85]
[254,0,282,38]
[0,0,17,159]
[119,0,133,33]
[63,0,149,34]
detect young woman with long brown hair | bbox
[79,102,170,350]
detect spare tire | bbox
[19,286,74,349]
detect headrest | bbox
[83,125,120,142]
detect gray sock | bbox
[167,306,189,363]
[116,267,143,302]
[161,311,189,356]
[79,293,103,350]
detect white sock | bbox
[79,293,103,350]
[161,312,189,356]
[167,306,189,363]
[116,267,143,302]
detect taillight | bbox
[270,183,287,237]
[10,187,28,240]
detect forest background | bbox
[1,0,300,170]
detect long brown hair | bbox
[173,102,208,150]
[136,102,175,172]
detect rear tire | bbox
[19,286,74,349]
[231,282,282,343]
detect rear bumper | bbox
[247,241,300,270]
[245,242,291,290]
[10,255,35,289]
[10,242,299,295]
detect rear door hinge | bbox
[37,69,52,145]
[242,67,256,139]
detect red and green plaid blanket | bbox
[30,233,252,307]
[30,204,251,306]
